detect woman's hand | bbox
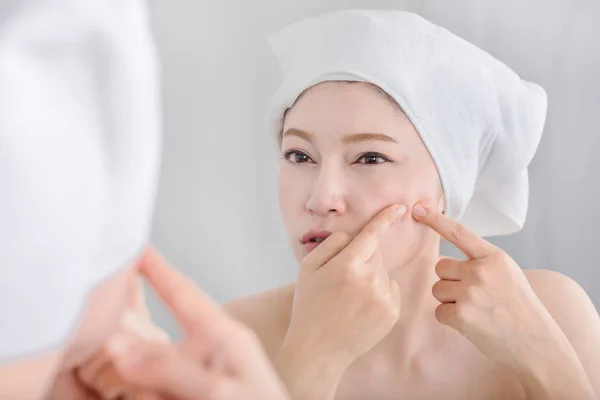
[47,277,167,400]
[276,204,405,399]
[74,279,170,400]
[104,247,291,400]
[413,204,598,399]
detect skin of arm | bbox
[519,270,600,400]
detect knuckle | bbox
[340,260,366,285]
[454,303,470,324]
[340,265,359,284]
[366,270,382,292]
[463,286,478,302]
[391,306,401,321]
[451,222,467,243]
[496,251,513,265]
[470,265,487,282]
[362,222,380,237]
[386,299,401,320]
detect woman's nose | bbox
[305,166,347,217]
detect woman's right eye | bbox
[283,150,313,164]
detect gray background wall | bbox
[144,0,599,336]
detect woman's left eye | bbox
[355,152,392,165]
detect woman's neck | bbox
[370,242,446,364]
[389,244,441,320]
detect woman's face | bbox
[278,82,444,271]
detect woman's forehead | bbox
[283,82,417,144]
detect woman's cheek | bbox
[379,212,422,269]
[375,192,440,270]
[278,167,311,238]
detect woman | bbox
[81,9,600,399]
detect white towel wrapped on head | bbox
[266,9,547,237]
[0,0,161,361]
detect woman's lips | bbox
[304,240,322,252]
[301,230,332,252]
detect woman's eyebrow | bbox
[281,128,314,142]
[342,132,397,144]
[281,129,397,144]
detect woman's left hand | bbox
[411,204,566,371]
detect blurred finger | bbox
[86,363,128,400]
[128,390,164,400]
[121,311,170,343]
[131,277,150,318]
[113,343,231,400]
[139,246,233,337]
[75,349,112,388]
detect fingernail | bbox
[413,204,427,218]
[393,205,407,219]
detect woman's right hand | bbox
[75,279,170,400]
[276,204,405,398]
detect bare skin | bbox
[221,82,600,399]
[81,82,600,399]
[224,247,600,399]
[74,248,291,400]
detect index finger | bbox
[340,204,406,262]
[412,204,497,259]
[138,246,232,336]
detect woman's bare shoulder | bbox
[524,269,600,392]
[223,283,295,359]
[524,269,597,324]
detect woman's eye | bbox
[355,152,391,165]
[283,150,313,164]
